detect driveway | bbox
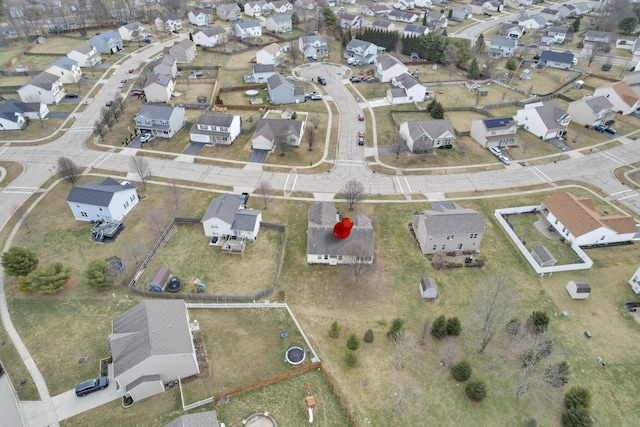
[183,142,205,156]
[249,149,269,163]
[547,137,572,152]
[48,112,70,119]
[51,379,121,421]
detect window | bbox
[601,236,605,240]
[428,236,433,240]
[432,245,437,251]
[470,233,478,239]
[99,208,102,211]
[456,243,463,250]
[446,235,454,240]
[123,201,129,209]
[441,244,446,250]
[562,227,566,233]
[81,212,88,217]
[554,219,558,224]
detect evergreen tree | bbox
[467,58,481,79]
[446,317,462,336]
[364,329,374,343]
[347,333,360,350]
[572,18,580,33]
[451,360,472,382]
[431,315,447,339]
[429,100,445,119]
[328,321,341,338]
[1,247,39,277]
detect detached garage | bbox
[566,280,591,300]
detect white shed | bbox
[419,277,438,300]
[566,280,591,300]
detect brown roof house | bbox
[306,202,374,265]
[412,201,485,254]
[108,300,199,403]
[593,81,640,115]
[541,192,637,247]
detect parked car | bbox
[498,155,511,165]
[605,127,616,134]
[75,377,108,397]
[358,131,365,146]
[65,93,79,98]
[142,38,152,43]
[172,30,179,34]
[286,75,295,82]
[317,76,327,86]
[128,68,134,73]
[105,101,113,107]
[349,76,361,83]
[309,93,323,101]
[593,125,606,132]
[483,12,492,16]
[130,90,144,96]
[488,146,502,157]
[358,113,364,121]
[118,79,127,88]
[140,133,152,143]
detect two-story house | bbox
[399,119,455,153]
[515,100,571,140]
[488,37,516,57]
[425,11,448,30]
[403,24,429,38]
[217,3,242,21]
[518,16,548,30]
[623,70,640,97]
[372,20,395,32]
[67,44,102,67]
[88,30,123,54]
[118,22,145,41]
[265,14,292,33]
[201,194,262,243]
[375,53,408,82]
[541,26,568,45]
[267,73,305,104]
[386,73,429,105]
[299,35,328,58]
[245,63,277,83]
[190,112,241,145]
[0,99,48,131]
[167,39,197,63]
[193,26,227,48]
[388,10,419,24]
[499,23,525,39]
[345,39,380,65]
[339,13,362,29]
[67,177,139,222]
[593,81,640,115]
[451,5,473,21]
[251,117,305,150]
[155,13,182,32]
[567,95,614,127]
[470,116,519,149]
[153,55,178,78]
[269,0,293,14]
[134,104,185,138]
[234,21,262,39]
[17,71,65,104]
[256,43,285,65]
[143,74,175,103]
[46,57,82,84]
[538,50,574,69]
[188,9,213,26]
[539,8,561,23]
[244,0,270,17]
[362,5,390,17]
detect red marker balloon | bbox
[333,217,353,239]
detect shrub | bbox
[1,247,39,277]
[446,317,462,336]
[530,311,550,334]
[215,95,223,105]
[451,360,472,382]
[565,386,591,411]
[291,111,297,119]
[347,333,360,351]
[344,350,358,367]
[561,407,591,427]
[83,260,113,290]
[525,417,538,427]
[19,262,71,295]
[328,321,340,338]
[363,329,374,343]
[387,318,404,339]
[465,380,487,402]
[545,361,570,388]
[506,318,521,335]
[431,315,447,339]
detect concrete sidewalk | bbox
[0,373,27,426]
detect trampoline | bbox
[244,413,277,427]
[166,277,182,293]
[285,345,306,365]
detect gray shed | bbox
[566,280,591,300]
[148,266,172,291]
[419,277,438,300]
[531,245,557,267]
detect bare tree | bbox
[169,179,182,213]
[340,179,365,211]
[390,134,405,159]
[389,330,419,371]
[57,156,81,185]
[306,125,316,151]
[287,46,300,65]
[130,156,152,189]
[586,41,609,67]
[474,274,519,354]
[256,180,274,209]
[275,133,292,157]
[341,239,372,284]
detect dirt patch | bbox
[182,336,210,385]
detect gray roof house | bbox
[67,177,138,222]
[153,55,178,78]
[167,39,197,63]
[567,95,614,127]
[155,13,182,32]
[265,13,292,33]
[306,202,374,265]
[388,10,419,24]
[244,63,276,83]
[345,39,380,65]
[46,57,82,84]
[375,53,408,83]
[488,37,517,57]
[470,116,519,148]
[193,26,227,48]
[412,201,485,254]
[118,21,145,41]
[0,99,49,131]
[399,119,455,153]
[299,35,328,58]
[201,193,262,242]
[134,104,185,138]
[538,50,574,69]
[386,73,429,105]
[17,71,66,104]
[404,24,429,37]
[88,30,123,54]
[217,3,242,21]
[267,73,305,105]
[109,300,199,402]
[584,30,612,45]
[514,100,571,140]
[67,44,102,67]
[234,21,262,39]
[251,117,305,151]
[541,26,568,45]
[190,112,242,145]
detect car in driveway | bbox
[483,12,492,16]
[605,127,616,134]
[75,377,108,397]
[143,38,152,43]
[488,146,502,157]
[308,93,323,101]
[140,133,152,143]
[65,93,79,98]
[349,76,361,83]
[498,155,511,165]
[593,125,606,132]
[130,89,144,96]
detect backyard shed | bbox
[531,245,557,267]
[419,277,438,300]
[148,266,171,291]
[566,280,591,299]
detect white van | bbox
[347,57,357,65]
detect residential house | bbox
[566,280,591,300]
[386,73,429,105]
[67,44,102,67]
[541,26,568,45]
[539,8,561,23]
[190,112,241,145]
[306,202,374,265]
[153,55,178,78]
[134,104,186,138]
[452,5,473,21]
[17,71,65,104]
[426,11,447,30]
[567,95,614,127]
[514,100,571,140]
[395,0,415,10]
[88,30,123,54]
[257,43,285,65]
[166,412,220,427]
[375,53,408,82]
[517,0,534,5]
[340,13,362,29]
[362,5,390,17]
[623,69,640,97]
[46,57,82,84]
[269,0,293,14]
[217,3,242,21]
[118,22,145,41]
[518,16,548,30]
[267,73,305,105]
[244,0,269,17]
[67,177,138,222]
[246,63,276,83]
[469,0,502,14]
[499,23,525,39]
[167,39,197,63]
[252,117,305,150]
[388,10,418,24]
[470,116,519,148]
[109,300,199,402]
[538,50,574,69]
[201,193,262,241]
[234,21,262,39]
[294,0,316,10]
[403,24,429,38]
[483,0,503,12]
[557,4,578,19]
[594,81,640,115]
[399,119,455,153]
[193,26,227,48]
[299,35,328,58]
[372,20,395,32]
[266,14,292,33]
[411,201,485,254]
[144,73,175,103]
[0,99,49,131]
[583,30,612,49]
[345,39,379,65]
[628,266,640,294]
[188,9,213,26]
[540,192,637,247]
[572,4,592,16]
[488,37,516,58]
[155,13,182,32]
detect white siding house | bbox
[514,100,571,140]
[66,177,139,222]
[201,193,262,241]
[46,57,82,84]
[18,71,65,104]
[593,81,640,115]
[190,112,241,145]
[375,53,408,82]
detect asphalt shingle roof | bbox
[66,177,134,206]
